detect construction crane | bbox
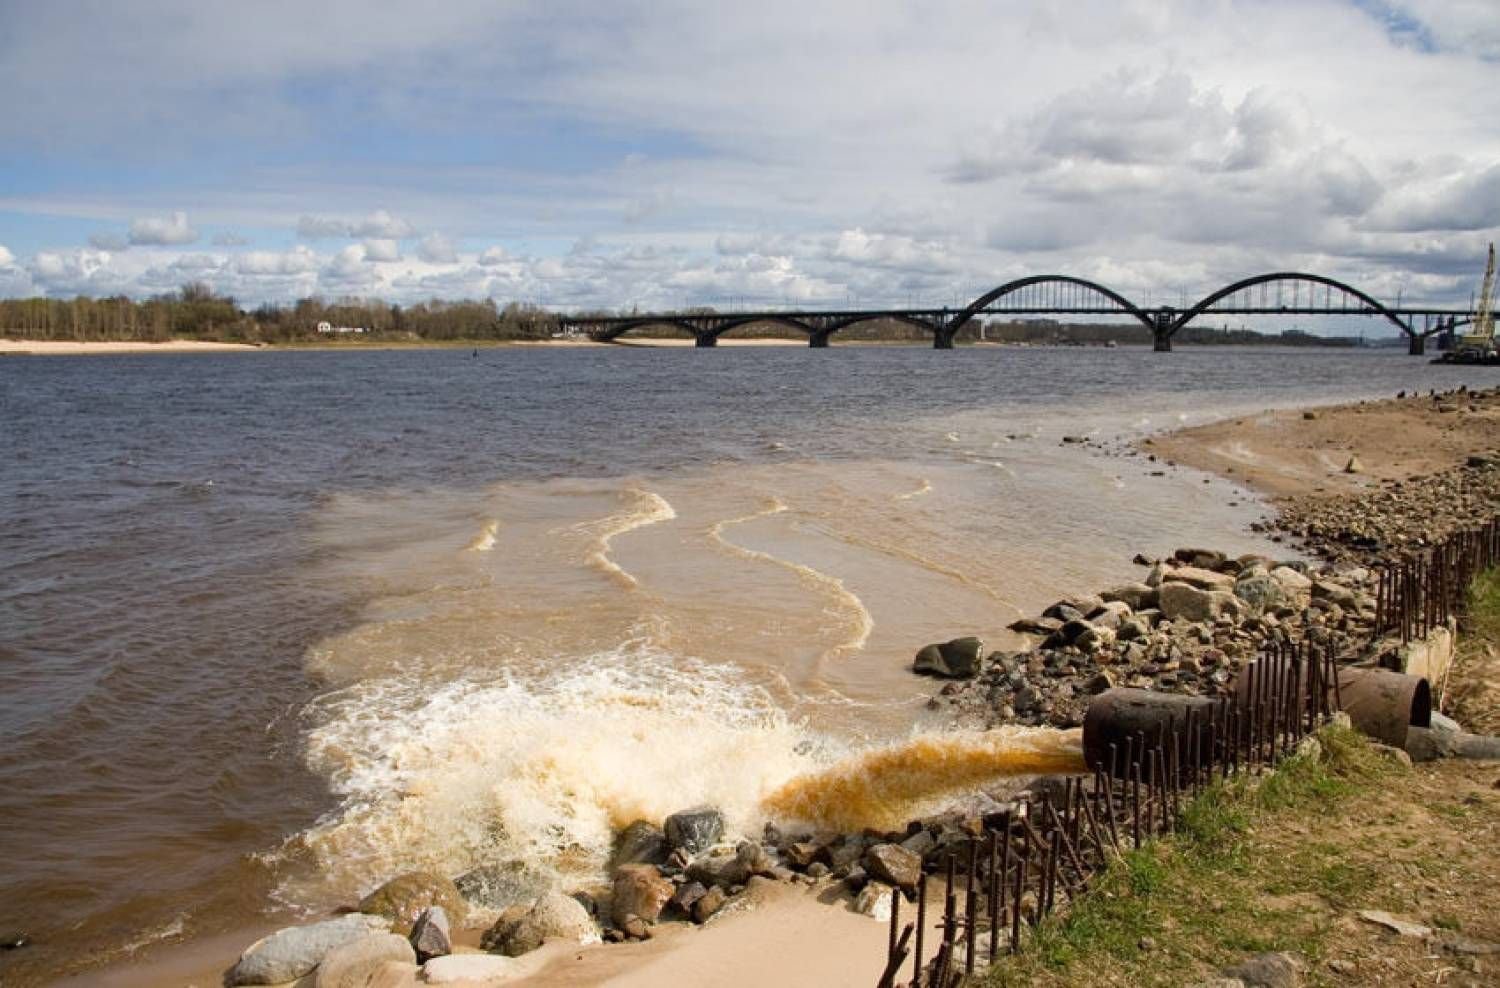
[1451,243,1497,362]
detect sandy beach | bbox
[0,339,263,355]
[1148,388,1500,499]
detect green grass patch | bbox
[979,726,1397,987]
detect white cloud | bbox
[0,245,13,267]
[212,231,250,246]
[415,232,458,263]
[477,246,509,266]
[128,211,199,246]
[298,210,415,240]
[362,238,401,262]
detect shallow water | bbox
[1,344,1492,982]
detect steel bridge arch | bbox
[1168,272,1415,340]
[947,275,1157,342]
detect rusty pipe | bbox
[1082,688,1218,778]
[1335,667,1431,748]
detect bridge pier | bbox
[809,331,832,348]
[933,332,955,350]
[1408,335,1426,356]
[1153,333,1173,352]
[694,333,718,348]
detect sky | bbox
[1,0,1498,324]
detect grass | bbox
[981,725,1400,987]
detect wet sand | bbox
[1147,389,1500,498]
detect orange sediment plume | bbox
[761,727,1086,833]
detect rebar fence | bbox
[876,642,1342,988]
[1374,516,1500,643]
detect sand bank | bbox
[1147,389,1500,499]
[0,339,261,355]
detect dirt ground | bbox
[1148,388,1500,499]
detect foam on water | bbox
[582,488,677,588]
[287,646,834,901]
[762,727,1086,832]
[708,496,874,658]
[894,478,933,501]
[464,519,499,552]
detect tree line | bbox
[0,284,561,343]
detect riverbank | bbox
[0,338,262,354]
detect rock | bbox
[1234,573,1289,613]
[735,840,777,877]
[1163,566,1236,591]
[664,806,724,854]
[611,864,674,926]
[619,915,650,939]
[1358,909,1431,937]
[1303,410,1318,420]
[313,934,416,988]
[1144,562,1168,588]
[1343,455,1364,474]
[784,841,821,869]
[1436,931,1500,955]
[1174,547,1227,570]
[1007,616,1062,636]
[1268,566,1312,598]
[1222,951,1303,988]
[0,932,28,951]
[816,835,866,871]
[422,954,530,984]
[610,820,668,869]
[806,862,829,879]
[1311,580,1359,609]
[408,906,451,963]
[1075,625,1116,653]
[454,862,554,913]
[1082,670,1115,695]
[1159,583,1237,623]
[899,829,936,858]
[863,844,921,893]
[670,881,708,916]
[854,882,895,921]
[1092,600,1134,627]
[913,637,984,678]
[227,914,391,986]
[1101,582,1158,610]
[686,850,751,888]
[483,892,598,957]
[1116,617,1149,642]
[1189,980,1245,988]
[358,872,465,935]
[692,885,728,923]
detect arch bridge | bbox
[558,272,1475,353]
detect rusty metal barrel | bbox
[1082,688,1219,777]
[1335,667,1431,748]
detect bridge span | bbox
[558,273,1476,354]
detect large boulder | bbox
[1101,583,1158,610]
[862,844,921,894]
[1269,566,1312,600]
[312,934,415,988]
[610,864,674,926]
[454,861,554,912]
[1162,566,1235,591]
[358,872,466,935]
[664,806,724,854]
[227,914,391,986]
[912,637,984,678]
[1159,583,1240,624]
[610,820,668,870]
[1234,573,1288,613]
[481,892,598,957]
[1312,580,1360,609]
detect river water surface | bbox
[2,344,1492,983]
